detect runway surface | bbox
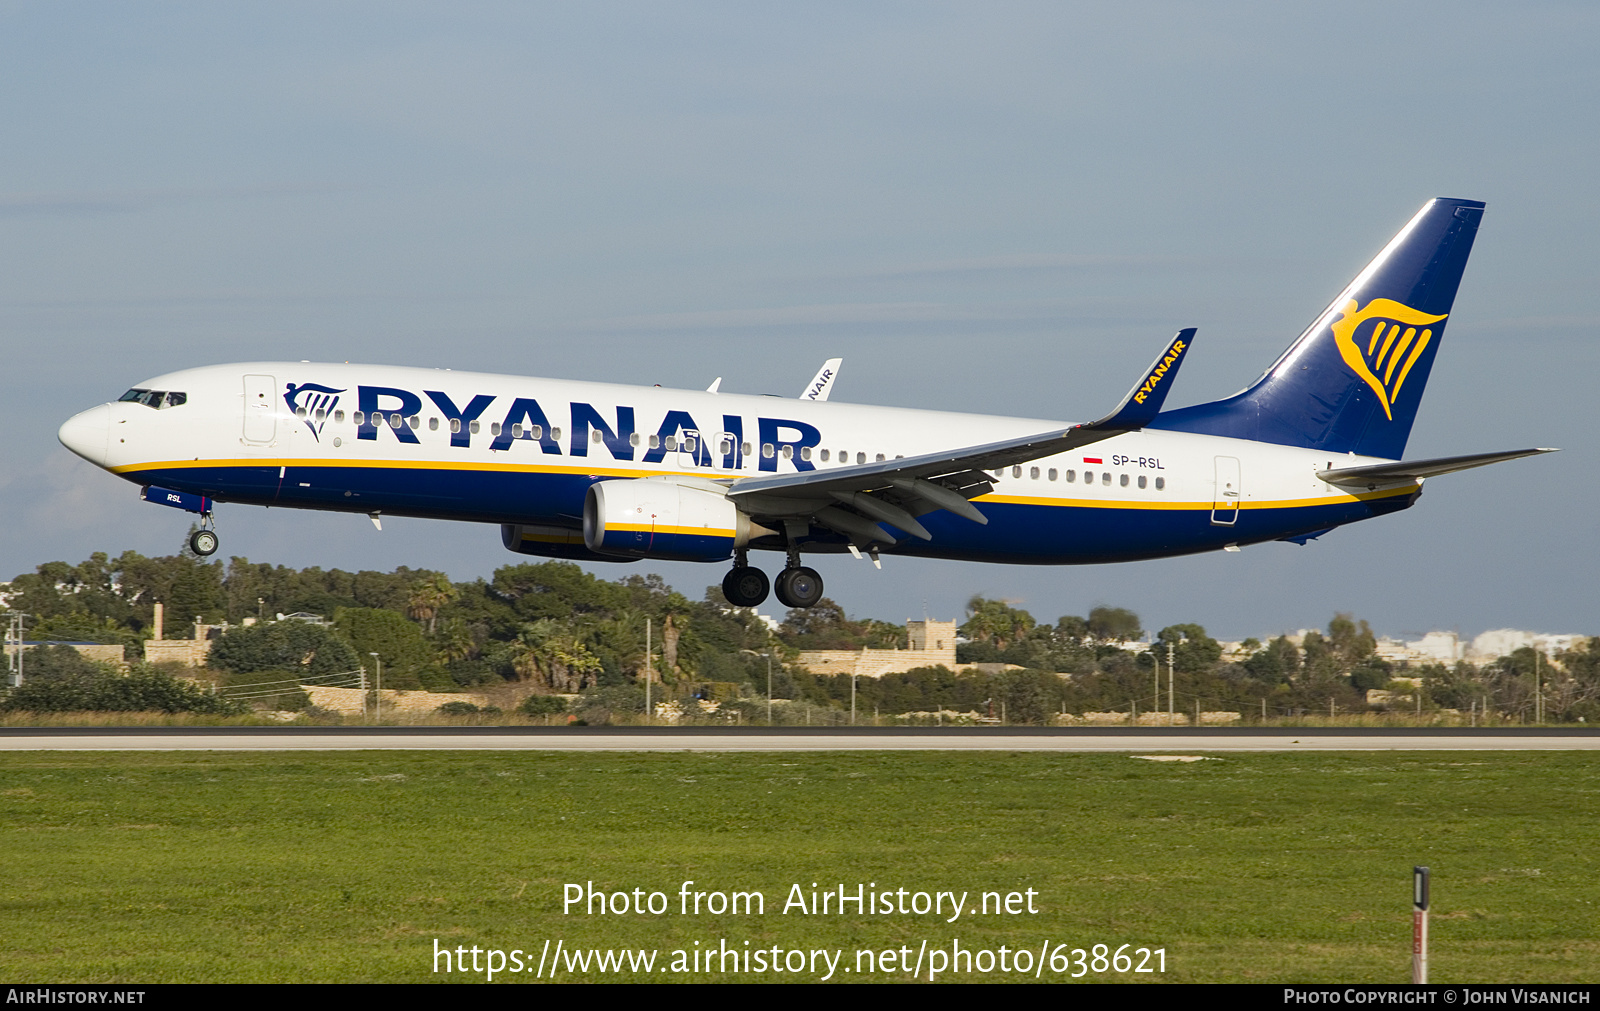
[2,726,1597,751]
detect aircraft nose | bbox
[58,404,111,467]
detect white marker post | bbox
[1412,866,1430,983]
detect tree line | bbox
[2,546,1595,722]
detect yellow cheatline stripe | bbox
[116,458,1416,512]
[112,457,693,480]
[606,523,736,538]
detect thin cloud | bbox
[572,298,1129,332]
[0,182,352,218]
[854,252,1178,279]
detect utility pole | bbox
[1167,641,1175,726]
[1153,651,1159,724]
[369,652,382,722]
[6,612,27,686]
[1535,648,1542,724]
[645,617,652,725]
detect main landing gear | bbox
[189,512,219,557]
[722,549,825,609]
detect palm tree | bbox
[405,574,456,634]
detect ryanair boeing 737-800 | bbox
[56,198,1552,609]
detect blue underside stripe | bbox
[127,463,1416,564]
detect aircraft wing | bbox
[1318,448,1557,485]
[726,329,1196,544]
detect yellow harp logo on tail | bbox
[1330,298,1447,420]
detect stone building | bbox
[796,619,961,678]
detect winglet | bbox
[1086,328,1197,430]
[800,358,843,401]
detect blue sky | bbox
[2,2,1594,640]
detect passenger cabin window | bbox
[820,449,830,462]
[469,420,480,434]
[1101,472,1111,486]
[762,443,775,458]
[450,419,461,434]
[1155,477,1165,490]
[1120,473,1129,487]
[1048,468,1058,481]
[1138,475,1147,489]
[801,447,812,461]
[1030,467,1040,479]
[335,410,345,423]
[428,417,439,431]
[856,452,866,465]
[353,411,365,425]
[1066,470,1075,483]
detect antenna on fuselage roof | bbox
[706,377,722,393]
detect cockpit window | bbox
[118,388,187,409]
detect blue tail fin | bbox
[1150,198,1485,459]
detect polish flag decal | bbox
[1082,457,1103,464]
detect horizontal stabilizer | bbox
[1318,448,1557,485]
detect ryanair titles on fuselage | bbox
[283,378,823,472]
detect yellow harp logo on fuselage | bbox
[1330,298,1447,420]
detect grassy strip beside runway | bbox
[1,751,1596,983]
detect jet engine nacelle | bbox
[584,478,769,562]
[502,523,638,563]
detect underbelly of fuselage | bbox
[117,460,1419,565]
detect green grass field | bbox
[2,750,1596,983]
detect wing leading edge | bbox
[726,329,1197,545]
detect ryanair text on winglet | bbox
[1131,338,1188,405]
